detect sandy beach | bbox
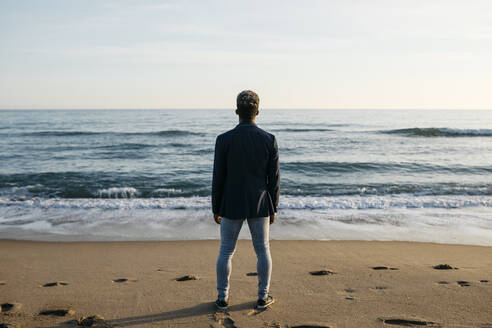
[0,240,491,327]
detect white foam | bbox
[0,197,491,245]
[152,188,183,195]
[0,206,490,245]
[96,187,138,198]
[280,195,492,209]
[0,184,42,199]
[1,195,491,210]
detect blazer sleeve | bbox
[212,135,226,214]
[267,135,280,212]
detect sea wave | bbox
[281,161,492,174]
[1,195,491,210]
[281,182,492,196]
[1,176,492,199]
[152,188,183,196]
[270,122,350,127]
[96,143,158,150]
[380,127,492,137]
[22,131,102,137]
[1,130,205,138]
[1,203,490,245]
[96,187,139,198]
[272,128,334,132]
[146,130,205,137]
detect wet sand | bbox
[0,240,491,327]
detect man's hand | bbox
[269,213,276,225]
[214,214,221,224]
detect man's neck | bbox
[239,118,256,124]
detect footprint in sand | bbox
[480,280,489,283]
[175,274,199,281]
[247,308,269,316]
[112,278,137,283]
[372,266,399,270]
[433,264,458,270]
[73,315,111,327]
[246,272,258,276]
[0,323,22,328]
[378,317,439,326]
[436,281,449,285]
[213,311,236,328]
[369,286,390,291]
[42,281,69,287]
[336,289,357,300]
[39,309,75,316]
[457,281,471,287]
[0,281,6,286]
[1,302,21,313]
[344,289,357,300]
[309,269,336,276]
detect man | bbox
[212,90,280,311]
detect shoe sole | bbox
[256,298,275,309]
[215,304,228,311]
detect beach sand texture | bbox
[0,240,491,327]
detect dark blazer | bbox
[212,122,279,220]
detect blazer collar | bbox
[236,122,257,127]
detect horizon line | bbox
[1,108,492,111]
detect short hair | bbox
[236,90,259,119]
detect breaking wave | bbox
[1,195,491,210]
[380,127,492,137]
[1,130,205,138]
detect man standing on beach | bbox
[212,90,280,310]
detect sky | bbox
[0,0,491,109]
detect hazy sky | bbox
[1,0,491,109]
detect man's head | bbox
[236,90,259,120]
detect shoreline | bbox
[1,240,491,327]
[1,238,492,247]
[1,237,491,248]
[2,203,491,246]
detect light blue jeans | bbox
[216,216,272,302]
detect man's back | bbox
[212,122,279,220]
[213,90,277,310]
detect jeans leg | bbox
[216,217,243,301]
[247,217,272,300]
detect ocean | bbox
[0,109,491,245]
